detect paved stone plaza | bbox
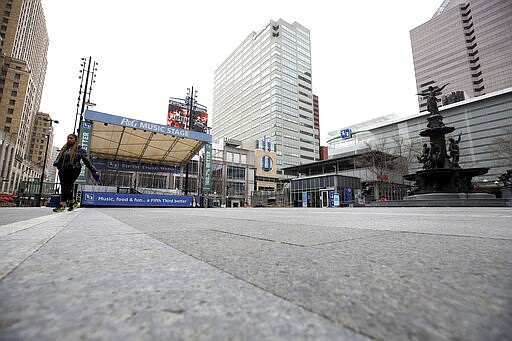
[0,207,511,340]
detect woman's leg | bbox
[57,169,82,209]
[58,170,73,205]
[60,169,80,200]
[67,169,82,205]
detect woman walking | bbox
[52,133,99,212]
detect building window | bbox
[227,166,245,179]
[12,82,18,88]
[228,182,245,195]
[11,90,16,96]
[14,73,20,80]
[7,108,13,114]
[5,117,12,123]
[9,99,15,105]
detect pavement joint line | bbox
[209,229,308,247]
[155,236,372,340]
[209,227,398,248]
[310,233,393,247]
[208,229,396,248]
[188,212,511,233]
[317,210,512,218]
[395,229,512,241]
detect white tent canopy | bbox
[83,110,211,167]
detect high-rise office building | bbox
[29,112,55,179]
[213,19,318,176]
[313,94,320,146]
[0,0,49,195]
[410,0,512,111]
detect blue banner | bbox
[343,188,353,202]
[329,190,335,207]
[81,192,200,207]
[92,158,180,174]
[84,109,212,143]
[77,121,93,184]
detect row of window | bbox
[215,42,310,92]
[224,152,247,164]
[0,79,20,88]
[0,1,11,41]
[280,24,310,44]
[281,30,310,52]
[214,61,311,116]
[217,107,316,145]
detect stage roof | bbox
[83,110,212,167]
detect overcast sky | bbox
[40,0,441,146]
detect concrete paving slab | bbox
[144,229,512,340]
[1,207,511,340]
[105,207,512,340]
[111,207,512,239]
[0,209,368,340]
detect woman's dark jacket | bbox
[53,145,97,173]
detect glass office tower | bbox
[410,0,512,111]
[213,19,319,175]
